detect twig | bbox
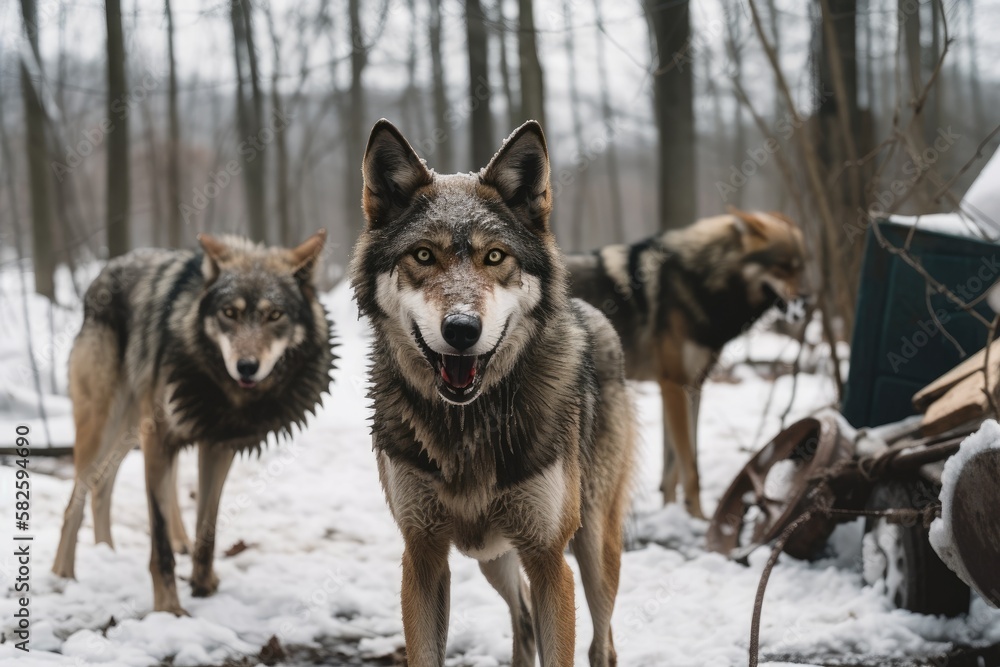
[931,122,1000,203]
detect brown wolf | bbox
[52,233,335,615]
[350,119,636,666]
[566,209,807,518]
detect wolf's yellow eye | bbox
[222,307,237,319]
[268,310,284,321]
[484,249,506,266]
[413,248,435,265]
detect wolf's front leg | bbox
[521,546,576,667]
[401,536,451,667]
[140,406,187,616]
[191,443,235,597]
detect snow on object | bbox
[929,419,1000,609]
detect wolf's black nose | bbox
[237,358,259,378]
[442,314,481,351]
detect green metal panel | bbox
[842,221,999,428]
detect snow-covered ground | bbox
[2,267,1000,667]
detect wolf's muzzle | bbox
[442,313,482,351]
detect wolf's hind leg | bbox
[166,457,192,555]
[575,498,627,667]
[91,417,135,548]
[190,443,235,597]
[479,551,535,667]
[659,379,703,518]
[53,326,121,578]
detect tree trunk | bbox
[105,0,130,258]
[165,0,182,247]
[644,0,696,231]
[592,0,624,240]
[495,0,518,130]
[20,0,56,297]
[344,0,366,239]
[725,1,747,208]
[466,0,494,167]
[817,0,861,208]
[516,0,545,128]
[264,3,292,246]
[232,0,267,242]
[964,0,984,133]
[141,101,165,247]
[428,0,452,172]
[563,0,588,251]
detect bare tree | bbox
[644,0,696,230]
[563,0,589,251]
[232,0,267,242]
[516,0,545,127]
[345,0,366,238]
[724,0,747,208]
[400,0,429,139]
[591,0,624,239]
[428,0,452,172]
[19,0,56,296]
[264,2,293,246]
[165,0,182,247]
[466,0,494,167]
[494,0,518,130]
[817,0,862,212]
[106,0,130,257]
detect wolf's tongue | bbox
[441,355,476,388]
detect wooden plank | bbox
[913,338,1000,412]
[921,367,995,436]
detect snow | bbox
[1,270,1000,667]
[929,420,1000,609]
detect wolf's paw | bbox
[190,572,220,597]
[51,563,75,580]
[685,501,706,521]
[155,603,190,617]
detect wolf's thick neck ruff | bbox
[164,311,336,450]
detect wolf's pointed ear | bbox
[362,119,433,228]
[727,206,769,239]
[288,229,327,284]
[481,121,552,233]
[198,233,229,282]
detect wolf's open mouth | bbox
[763,282,787,312]
[412,322,507,404]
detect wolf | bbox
[52,232,336,615]
[566,210,807,518]
[350,119,636,667]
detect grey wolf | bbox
[350,119,635,666]
[52,232,335,615]
[566,209,807,518]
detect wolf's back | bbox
[80,248,201,363]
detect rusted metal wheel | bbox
[863,479,970,617]
[707,413,853,560]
